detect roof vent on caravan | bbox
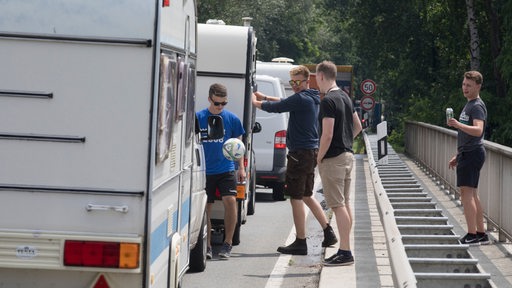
[242,17,253,27]
[271,57,294,63]
[206,19,226,25]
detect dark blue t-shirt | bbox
[261,89,320,151]
[196,108,245,175]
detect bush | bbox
[353,134,365,154]
[388,127,405,153]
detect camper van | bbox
[0,1,212,287]
[253,75,289,200]
[196,20,259,245]
[256,60,297,96]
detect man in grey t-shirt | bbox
[447,71,489,246]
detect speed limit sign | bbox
[360,79,376,95]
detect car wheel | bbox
[272,182,285,201]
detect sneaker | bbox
[459,233,480,246]
[322,224,338,247]
[218,243,232,259]
[323,253,339,263]
[477,233,491,245]
[277,238,307,255]
[324,254,354,266]
[206,246,213,260]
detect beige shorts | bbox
[318,152,354,208]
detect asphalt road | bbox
[182,185,327,288]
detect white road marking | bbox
[264,172,323,288]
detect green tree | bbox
[197,0,512,146]
[197,0,327,63]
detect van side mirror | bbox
[253,122,262,133]
[207,115,224,139]
[196,114,225,140]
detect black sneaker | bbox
[324,254,354,266]
[277,238,307,255]
[218,243,232,259]
[322,224,338,247]
[477,233,491,245]
[323,253,339,263]
[459,233,480,246]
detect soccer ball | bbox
[222,138,245,161]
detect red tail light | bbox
[64,240,140,269]
[274,130,286,149]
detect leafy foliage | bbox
[197,0,512,147]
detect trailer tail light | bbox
[162,0,170,7]
[274,130,286,149]
[64,240,140,269]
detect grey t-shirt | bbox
[457,97,487,152]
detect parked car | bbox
[256,60,296,96]
[253,75,289,200]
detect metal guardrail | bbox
[364,131,495,288]
[363,132,417,288]
[404,121,512,242]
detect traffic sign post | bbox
[377,121,388,165]
[360,95,375,111]
[360,79,376,95]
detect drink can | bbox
[446,108,454,121]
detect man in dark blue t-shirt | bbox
[252,65,337,255]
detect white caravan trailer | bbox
[0,1,215,287]
[196,21,259,245]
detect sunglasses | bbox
[209,96,228,106]
[289,79,307,86]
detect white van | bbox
[253,75,289,200]
[256,60,297,96]
[196,21,259,245]
[0,1,212,287]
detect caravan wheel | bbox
[189,211,207,272]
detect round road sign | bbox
[360,79,376,95]
[360,95,375,111]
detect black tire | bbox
[247,175,256,215]
[188,211,207,272]
[272,182,285,201]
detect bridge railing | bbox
[405,121,512,242]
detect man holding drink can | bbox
[447,71,489,246]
